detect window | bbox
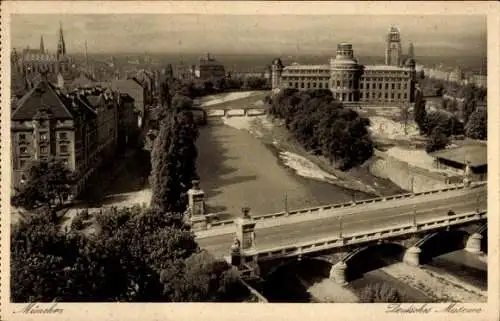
[385,93,388,99]
[312,83,317,88]
[19,159,26,169]
[336,80,341,87]
[295,82,298,88]
[379,83,382,90]
[348,80,353,88]
[392,83,395,90]
[20,146,28,154]
[391,93,394,99]
[398,83,401,90]
[289,82,293,87]
[319,83,323,89]
[404,93,408,99]
[19,133,26,141]
[40,146,48,154]
[360,83,364,89]
[40,132,48,141]
[385,83,389,90]
[60,145,68,153]
[403,83,408,89]
[59,132,68,140]
[300,83,304,89]
[307,83,311,89]
[397,93,401,100]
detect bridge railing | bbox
[202,182,486,231]
[253,210,487,261]
[206,107,267,118]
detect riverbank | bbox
[221,115,406,197]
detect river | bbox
[196,122,487,303]
[196,124,373,219]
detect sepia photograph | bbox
[1,1,498,320]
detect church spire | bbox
[85,40,89,70]
[57,21,66,59]
[40,35,45,53]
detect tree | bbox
[414,88,427,132]
[11,159,73,211]
[150,109,199,214]
[268,89,373,170]
[11,213,136,302]
[465,108,487,140]
[164,250,247,302]
[421,111,464,137]
[426,127,450,153]
[150,113,184,213]
[171,94,194,111]
[244,76,268,90]
[359,283,402,303]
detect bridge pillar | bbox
[330,261,348,285]
[465,233,483,254]
[403,246,421,266]
[235,207,256,250]
[188,180,207,231]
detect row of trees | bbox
[12,204,246,302]
[414,87,486,153]
[268,89,374,170]
[159,74,269,105]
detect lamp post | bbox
[412,204,417,227]
[339,216,343,238]
[284,192,288,214]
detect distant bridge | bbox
[186,107,267,125]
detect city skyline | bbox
[12,14,486,56]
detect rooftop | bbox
[283,64,329,70]
[12,77,97,121]
[364,65,411,71]
[430,143,487,167]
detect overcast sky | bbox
[11,14,486,56]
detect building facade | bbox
[272,27,417,106]
[12,23,72,77]
[11,73,120,196]
[195,53,226,80]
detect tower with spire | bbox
[408,42,415,60]
[40,36,45,53]
[57,21,66,59]
[385,26,402,66]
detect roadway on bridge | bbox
[197,185,486,258]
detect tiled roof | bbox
[12,78,75,121]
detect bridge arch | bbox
[263,256,334,279]
[261,257,336,302]
[415,229,470,263]
[341,242,407,280]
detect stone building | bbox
[271,26,417,106]
[195,53,226,80]
[11,72,120,196]
[12,22,72,77]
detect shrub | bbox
[359,282,402,303]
